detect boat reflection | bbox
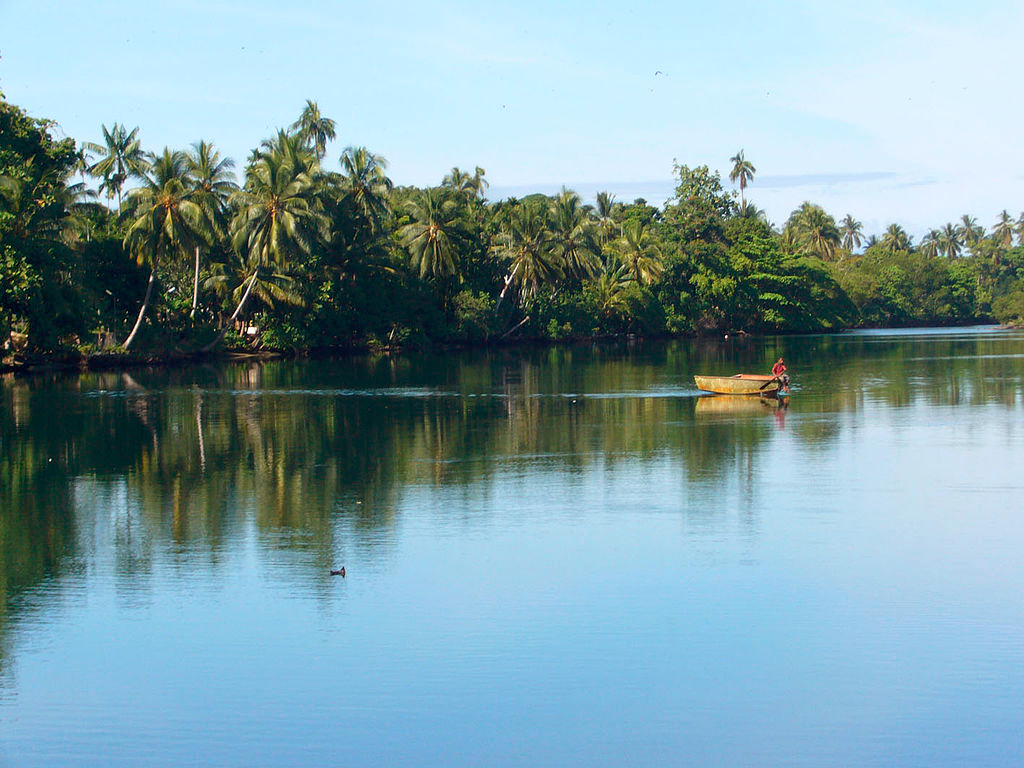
[695,394,783,417]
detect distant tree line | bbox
[3,93,1024,358]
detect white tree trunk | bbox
[202,271,258,353]
[122,268,156,350]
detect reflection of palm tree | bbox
[185,141,237,319]
[839,214,863,252]
[86,123,150,216]
[203,151,323,351]
[399,189,460,280]
[616,219,663,285]
[122,149,208,348]
[729,150,755,210]
[290,100,336,161]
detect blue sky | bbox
[2,0,1022,238]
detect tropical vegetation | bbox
[4,91,1024,364]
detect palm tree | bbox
[399,189,461,280]
[469,166,489,200]
[880,223,911,255]
[839,214,864,252]
[616,219,663,285]
[937,223,963,259]
[185,141,237,319]
[121,148,208,349]
[786,203,840,260]
[592,256,632,321]
[1016,213,1024,247]
[290,100,336,162]
[86,123,150,216]
[442,167,473,194]
[960,215,983,250]
[548,189,599,281]
[919,229,940,259]
[992,210,1015,248]
[203,150,324,351]
[339,146,392,233]
[729,150,756,210]
[491,198,561,306]
[594,191,619,245]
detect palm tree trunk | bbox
[202,270,258,352]
[122,268,156,349]
[190,245,201,320]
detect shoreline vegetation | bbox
[4,94,1024,375]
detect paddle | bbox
[759,376,780,391]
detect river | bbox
[2,327,1023,766]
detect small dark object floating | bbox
[331,567,346,577]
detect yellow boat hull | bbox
[694,374,780,395]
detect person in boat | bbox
[771,357,790,391]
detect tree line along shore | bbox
[3,94,1024,370]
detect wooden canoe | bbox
[694,374,780,395]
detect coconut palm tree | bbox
[839,214,864,252]
[960,215,984,250]
[919,229,940,259]
[121,148,208,349]
[469,166,489,200]
[339,146,392,233]
[185,141,237,319]
[992,210,1015,248]
[202,150,324,351]
[548,189,599,281]
[442,167,473,194]
[937,223,963,259]
[880,223,911,255]
[786,203,840,260]
[729,150,756,210]
[594,191,620,245]
[399,189,461,280]
[491,198,561,306]
[592,256,632,321]
[86,123,150,216]
[616,218,663,285]
[290,100,336,162]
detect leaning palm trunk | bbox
[122,268,156,350]
[190,245,201,320]
[202,270,259,352]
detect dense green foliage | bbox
[4,93,1024,358]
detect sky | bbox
[2,0,1023,238]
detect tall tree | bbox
[290,100,336,162]
[919,230,940,259]
[880,223,911,255]
[185,141,236,319]
[839,214,864,252]
[960,215,983,249]
[728,150,756,210]
[203,149,323,351]
[615,218,663,285]
[992,210,1015,248]
[339,146,392,233]
[548,188,599,281]
[86,123,150,216]
[399,188,461,280]
[937,223,963,259]
[491,198,561,306]
[786,203,840,260]
[121,148,208,348]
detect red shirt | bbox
[772,361,786,376]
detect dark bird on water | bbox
[331,567,346,577]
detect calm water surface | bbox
[2,328,1023,766]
